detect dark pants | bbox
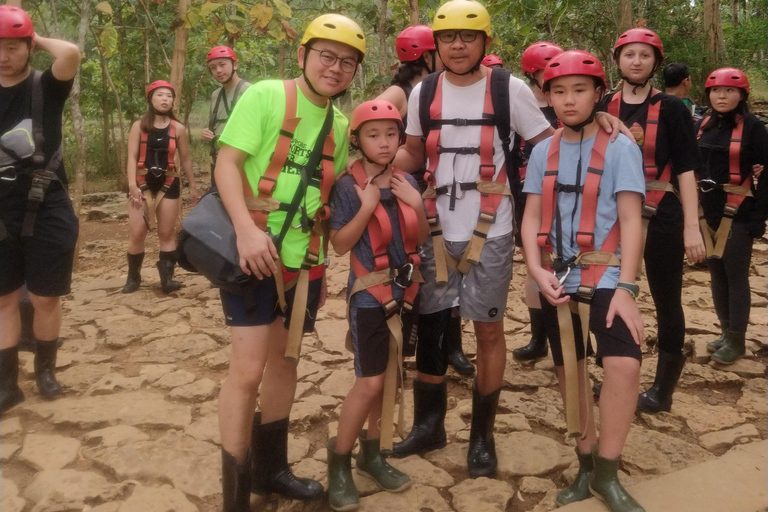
[706,222,753,333]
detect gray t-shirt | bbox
[209,80,251,137]
[329,172,421,308]
[523,132,645,293]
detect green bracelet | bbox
[616,281,640,299]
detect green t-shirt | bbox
[219,79,349,268]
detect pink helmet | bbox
[207,46,237,63]
[350,100,403,134]
[521,42,564,74]
[613,28,664,60]
[146,80,175,100]
[396,25,435,62]
[482,54,503,67]
[705,67,750,95]
[0,5,35,40]
[542,50,607,91]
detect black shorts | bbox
[513,190,527,248]
[219,270,322,330]
[0,201,79,297]
[349,304,418,377]
[415,308,453,377]
[141,173,180,200]
[539,289,642,367]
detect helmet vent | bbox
[583,59,595,64]
[467,14,477,18]
[356,33,364,40]
[372,106,379,111]
[437,14,446,19]
[13,23,23,28]
[324,23,336,29]
[550,63,561,68]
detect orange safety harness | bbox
[344,159,423,450]
[696,115,752,258]
[538,128,620,438]
[241,80,336,361]
[135,122,178,230]
[422,68,512,282]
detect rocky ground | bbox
[1,191,766,512]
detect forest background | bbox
[5,0,767,217]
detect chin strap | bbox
[562,107,598,133]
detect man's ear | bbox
[484,35,493,50]
[298,45,306,70]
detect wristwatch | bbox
[616,281,640,299]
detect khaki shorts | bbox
[418,233,514,322]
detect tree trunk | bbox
[378,0,389,77]
[170,0,191,116]
[408,0,418,25]
[619,0,633,33]
[144,27,150,88]
[278,43,285,79]
[703,0,727,66]
[731,0,739,25]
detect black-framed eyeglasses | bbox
[309,48,358,73]
[437,30,480,44]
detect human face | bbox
[709,86,744,114]
[436,30,488,75]
[0,38,31,80]
[356,120,401,166]
[545,75,602,127]
[299,39,359,97]
[618,43,656,83]
[150,88,174,114]
[208,58,235,84]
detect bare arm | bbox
[376,86,408,119]
[527,126,556,146]
[33,35,81,82]
[174,123,199,205]
[677,170,706,263]
[126,122,141,199]
[521,193,568,306]
[394,135,426,174]
[595,111,633,142]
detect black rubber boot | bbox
[637,350,686,413]
[34,339,63,398]
[589,448,645,512]
[446,316,475,375]
[467,382,501,478]
[156,251,182,294]
[556,447,595,506]
[512,308,549,361]
[18,293,35,352]
[251,413,323,500]
[122,252,144,294]
[222,448,251,512]
[0,347,25,415]
[390,380,447,457]
[707,320,729,353]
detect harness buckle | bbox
[478,211,496,224]
[698,179,718,193]
[723,204,738,217]
[28,177,46,202]
[393,262,414,289]
[479,164,496,179]
[577,285,596,301]
[148,166,165,178]
[641,203,658,218]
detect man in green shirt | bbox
[213,14,366,512]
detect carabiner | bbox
[698,179,718,194]
[554,265,572,287]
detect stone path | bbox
[1,197,766,512]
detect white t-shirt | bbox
[406,73,551,242]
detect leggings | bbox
[706,222,753,333]
[643,217,686,356]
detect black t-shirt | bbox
[0,68,74,215]
[598,91,702,230]
[696,112,768,228]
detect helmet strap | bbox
[562,106,598,133]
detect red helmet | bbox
[0,5,35,39]
[542,50,607,92]
[521,42,564,74]
[350,100,403,134]
[396,25,435,63]
[207,46,237,63]
[482,54,503,67]
[705,67,750,94]
[613,28,664,60]
[146,80,175,100]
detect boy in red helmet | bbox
[201,46,250,188]
[0,5,82,415]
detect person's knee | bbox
[355,375,385,401]
[0,288,23,312]
[474,321,504,345]
[27,294,60,316]
[602,356,640,377]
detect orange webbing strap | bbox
[137,122,179,230]
[537,129,564,252]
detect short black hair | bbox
[664,62,690,88]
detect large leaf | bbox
[225,21,241,34]
[200,0,222,17]
[280,19,297,40]
[99,22,119,58]
[207,26,226,45]
[271,0,292,18]
[95,1,113,15]
[250,3,273,29]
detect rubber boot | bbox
[122,252,144,294]
[707,320,729,353]
[0,347,25,415]
[711,331,746,365]
[446,316,475,375]
[356,430,411,492]
[251,414,323,500]
[390,380,447,457]
[512,308,549,361]
[17,292,35,352]
[467,382,501,478]
[34,339,62,398]
[556,447,594,506]
[222,448,251,512]
[327,437,359,511]
[156,251,182,294]
[637,350,686,413]
[589,448,645,512]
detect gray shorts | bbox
[419,233,514,322]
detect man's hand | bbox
[595,111,633,142]
[201,129,215,141]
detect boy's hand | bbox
[606,289,644,345]
[390,173,423,210]
[531,266,570,306]
[237,225,279,279]
[355,179,381,214]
